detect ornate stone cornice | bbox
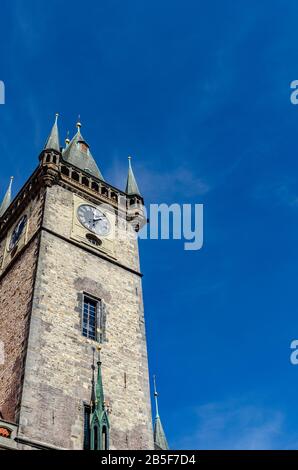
[0,150,146,240]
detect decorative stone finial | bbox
[65,130,70,146]
[76,115,82,131]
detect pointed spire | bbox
[62,119,104,180]
[95,347,105,413]
[90,346,110,450]
[77,115,82,131]
[65,130,70,146]
[90,348,96,411]
[153,376,169,450]
[125,156,141,196]
[44,113,60,152]
[153,375,160,418]
[0,177,13,217]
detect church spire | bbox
[154,375,160,418]
[0,176,13,217]
[95,349,104,413]
[44,113,60,152]
[125,156,141,196]
[153,376,169,450]
[90,347,110,450]
[90,347,96,411]
[63,119,105,180]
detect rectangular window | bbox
[83,404,91,450]
[82,295,98,341]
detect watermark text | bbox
[0,81,5,104]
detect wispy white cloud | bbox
[253,178,298,208]
[138,166,210,200]
[105,157,210,201]
[174,398,285,450]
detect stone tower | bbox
[0,115,154,450]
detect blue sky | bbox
[1,0,298,449]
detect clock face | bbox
[77,205,110,236]
[9,215,27,251]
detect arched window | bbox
[94,425,99,450]
[83,405,91,450]
[61,166,70,177]
[102,426,108,450]
[72,171,79,182]
[82,176,89,187]
[101,186,108,197]
[91,181,99,192]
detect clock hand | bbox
[90,217,102,228]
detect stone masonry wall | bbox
[18,185,153,449]
[0,192,44,422]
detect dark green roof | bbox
[153,376,169,450]
[63,128,104,180]
[154,416,169,450]
[125,157,141,196]
[44,114,60,151]
[0,177,13,217]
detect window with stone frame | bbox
[83,404,91,450]
[81,293,106,343]
[82,294,102,342]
